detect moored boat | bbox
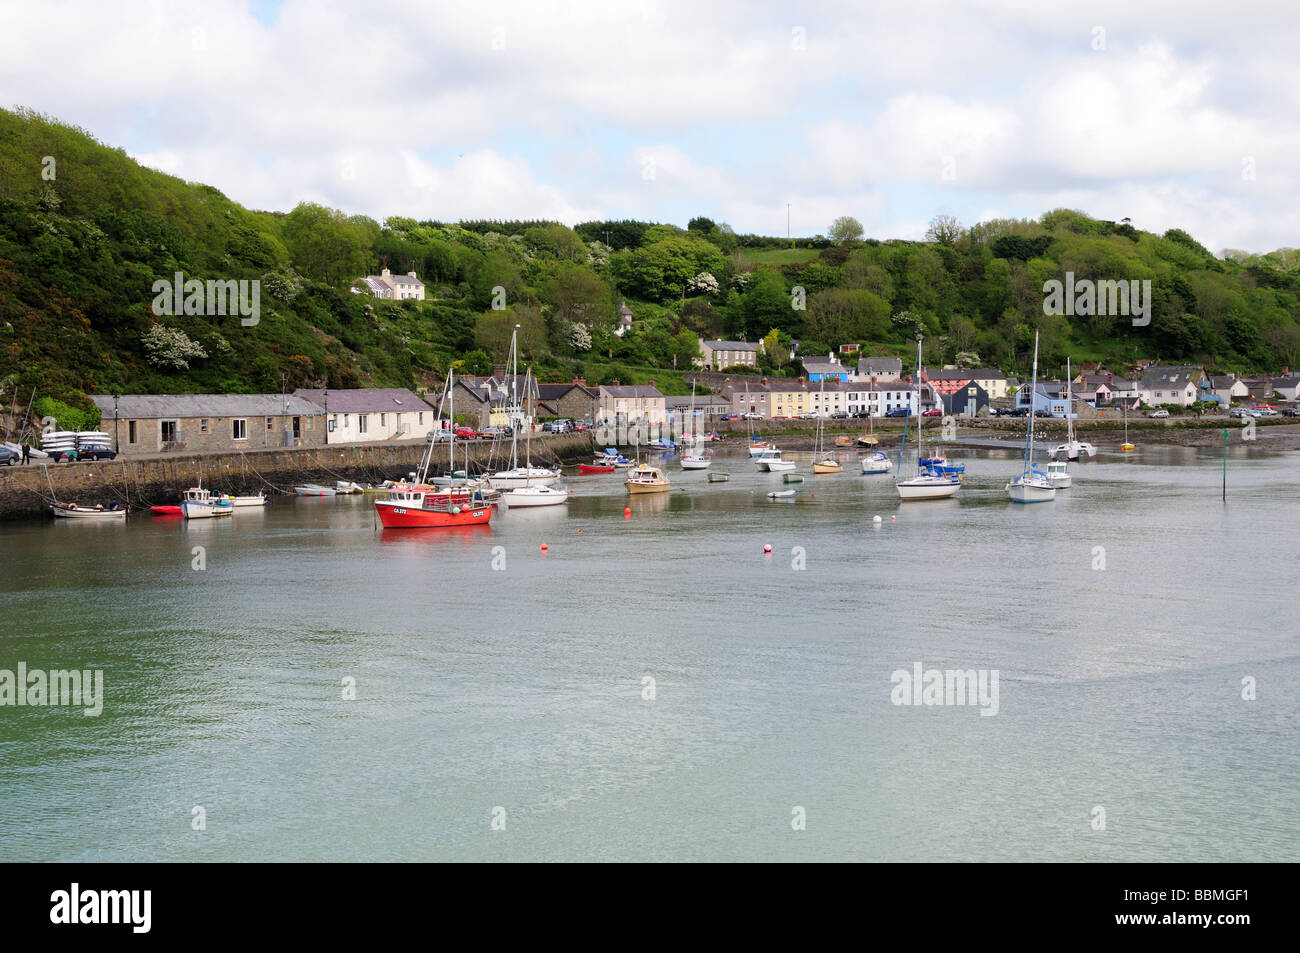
[625,463,670,494]
[707,472,730,483]
[295,484,337,496]
[51,501,126,519]
[861,451,893,474]
[1006,330,1056,504]
[180,487,234,519]
[578,463,616,474]
[767,489,796,500]
[1046,459,1071,488]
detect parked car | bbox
[454,427,479,439]
[551,419,572,432]
[1149,409,1170,419]
[0,446,19,466]
[885,407,909,417]
[831,411,850,419]
[572,421,588,432]
[741,412,764,420]
[922,409,942,417]
[76,445,117,460]
[1228,408,1251,418]
[851,411,870,418]
[480,426,506,438]
[1253,407,1280,417]
[427,428,453,442]
[799,412,818,419]
[721,414,739,421]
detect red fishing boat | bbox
[150,505,183,516]
[374,487,493,528]
[373,369,498,529]
[578,463,615,474]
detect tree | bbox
[925,215,962,246]
[687,217,716,234]
[761,328,791,368]
[828,216,864,244]
[141,324,207,371]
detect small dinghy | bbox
[767,489,796,500]
[782,473,804,484]
[707,472,730,483]
[51,501,127,519]
[150,505,183,516]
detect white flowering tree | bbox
[142,324,208,371]
[687,271,721,296]
[570,322,592,352]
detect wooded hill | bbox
[2,107,1298,426]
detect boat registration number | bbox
[392,508,406,514]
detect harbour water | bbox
[1,442,1297,861]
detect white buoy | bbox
[873,515,882,523]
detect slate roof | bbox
[600,385,665,398]
[91,394,323,419]
[704,340,757,351]
[294,388,433,413]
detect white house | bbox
[295,388,439,443]
[360,268,425,301]
[1139,366,1205,408]
[845,381,921,416]
[614,301,634,337]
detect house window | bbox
[161,420,177,443]
[380,414,386,426]
[266,416,274,431]
[128,421,137,444]
[418,412,424,425]
[358,415,368,435]
[232,419,247,440]
[328,419,336,433]
[305,417,312,429]
[200,418,209,433]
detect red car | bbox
[922,409,943,417]
[573,422,588,432]
[454,427,478,439]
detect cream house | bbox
[598,384,666,425]
[295,388,438,443]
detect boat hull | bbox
[374,501,493,527]
[181,501,232,518]
[1006,480,1056,503]
[51,504,126,519]
[680,456,711,469]
[503,488,568,508]
[151,505,183,516]
[295,485,337,496]
[812,461,842,474]
[626,481,670,494]
[896,478,961,500]
[578,464,615,474]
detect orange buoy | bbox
[623,507,631,518]
[763,544,772,553]
[540,543,548,552]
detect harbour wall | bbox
[0,432,596,520]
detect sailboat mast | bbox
[1024,331,1040,476]
[915,338,924,471]
[1066,356,1074,446]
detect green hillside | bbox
[2,107,1299,426]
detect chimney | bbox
[647,379,654,387]
[492,364,506,380]
[761,377,769,386]
[408,271,417,278]
[612,379,621,387]
[381,267,391,277]
[573,376,586,387]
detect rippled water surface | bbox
[1,442,1297,861]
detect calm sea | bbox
[1,440,1296,861]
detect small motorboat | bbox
[861,451,893,474]
[782,473,804,484]
[217,493,267,507]
[767,490,796,500]
[579,463,616,474]
[51,501,126,519]
[295,484,337,496]
[680,452,711,470]
[181,487,234,518]
[1046,459,1071,488]
[150,505,183,516]
[834,435,854,447]
[625,464,671,494]
[707,472,730,483]
[647,438,677,452]
[334,481,364,494]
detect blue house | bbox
[801,353,851,383]
[1016,382,1072,416]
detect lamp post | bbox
[112,394,120,453]
[324,389,328,445]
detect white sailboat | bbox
[811,379,842,474]
[1007,330,1056,504]
[1120,404,1135,453]
[1049,357,1096,461]
[896,339,961,500]
[488,328,559,489]
[680,378,711,470]
[503,369,568,508]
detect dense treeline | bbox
[2,107,1299,426]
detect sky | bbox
[2,0,1298,253]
